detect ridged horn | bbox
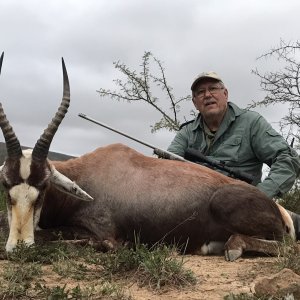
[0,52,23,159]
[32,58,70,162]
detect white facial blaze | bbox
[6,184,39,251]
[5,151,40,252]
[20,149,33,180]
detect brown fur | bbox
[36,143,287,260]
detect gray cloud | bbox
[0,0,299,157]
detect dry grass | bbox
[0,235,196,299]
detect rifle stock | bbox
[184,148,255,184]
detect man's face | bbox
[192,79,228,120]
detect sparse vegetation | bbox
[278,180,300,214]
[0,261,41,299]
[275,236,300,275]
[224,293,293,299]
[0,235,196,299]
[94,241,196,289]
[33,282,131,300]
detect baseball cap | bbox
[191,71,223,91]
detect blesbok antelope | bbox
[0,52,298,261]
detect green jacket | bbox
[167,102,300,199]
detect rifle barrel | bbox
[79,113,157,149]
[78,113,187,162]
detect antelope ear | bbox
[50,165,93,201]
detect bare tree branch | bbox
[97,51,193,133]
[250,40,300,149]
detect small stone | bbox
[253,268,300,298]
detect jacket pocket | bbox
[213,135,242,162]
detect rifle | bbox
[78,113,255,184]
[184,148,255,184]
[78,113,188,162]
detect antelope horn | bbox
[0,52,3,75]
[0,52,23,159]
[32,58,70,162]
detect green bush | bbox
[278,180,300,214]
[94,240,197,289]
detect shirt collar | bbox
[190,102,245,132]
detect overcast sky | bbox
[0,0,299,157]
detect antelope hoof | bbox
[224,248,243,261]
[102,239,116,251]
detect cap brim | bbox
[191,76,222,90]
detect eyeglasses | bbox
[194,86,224,98]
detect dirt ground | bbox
[0,211,283,299]
[125,255,277,300]
[0,250,282,299]
[34,254,277,300]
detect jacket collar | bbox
[191,102,245,132]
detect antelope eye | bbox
[28,179,48,190]
[1,181,10,189]
[1,180,18,190]
[35,182,47,189]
